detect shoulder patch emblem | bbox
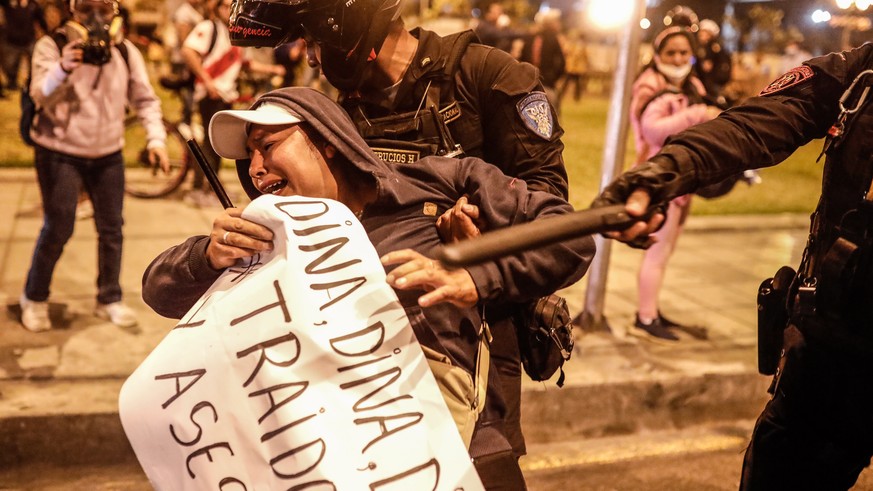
[760,66,814,96]
[517,92,554,140]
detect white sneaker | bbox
[19,294,51,332]
[95,301,138,328]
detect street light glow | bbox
[834,0,871,11]
[588,0,635,30]
[812,9,832,22]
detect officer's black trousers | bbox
[473,450,527,490]
[741,325,873,490]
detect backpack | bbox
[19,31,130,146]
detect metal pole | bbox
[575,0,647,333]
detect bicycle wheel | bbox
[124,116,191,199]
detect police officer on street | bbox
[226,0,570,486]
[596,43,873,490]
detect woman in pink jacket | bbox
[628,26,721,342]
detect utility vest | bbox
[341,31,480,164]
[795,69,873,325]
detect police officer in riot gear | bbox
[596,44,873,490]
[227,0,567,196]
[226,0,571,487]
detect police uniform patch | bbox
[760,66,814,96]
[440,102,461,124]
[517,92,554,140]
[372,147,420,165]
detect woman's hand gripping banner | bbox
[119,195,484,491]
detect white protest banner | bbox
[120,195,484,491]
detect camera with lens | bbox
[80,37,112,65]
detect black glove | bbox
[591,161,682,249]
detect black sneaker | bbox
[658,312,709,340]
[631,314,680,343]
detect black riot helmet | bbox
[228,0,403,90]
[228,0,305,48]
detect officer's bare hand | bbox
[603,189,665,244]
[148,146,170,174]
[206,208,274,269]
[436,195,483,243]
[382,249,479,309]
[60,40,83,73]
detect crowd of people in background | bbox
[0,1,824,104]
[0,0,819,139]
[5,0,872,488]
[1,0,818,335]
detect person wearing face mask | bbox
[626,26,721,342]
[18,0,171,332]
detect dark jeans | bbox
[193,96,232,191]
[1,42,33,90]
[741,324,873,490]
[25,146,126,305]
[490,315,525,456]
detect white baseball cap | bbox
[209,103,303,160]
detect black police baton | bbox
[187,139,234,209]
[437,204,638,269]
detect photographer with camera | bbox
[18,0,169,333]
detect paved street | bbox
[0,167,825,488]
[4,421,873,490]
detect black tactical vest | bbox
[802,70,873,322]
[341,30,480,164]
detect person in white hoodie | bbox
[19,0,169,332]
